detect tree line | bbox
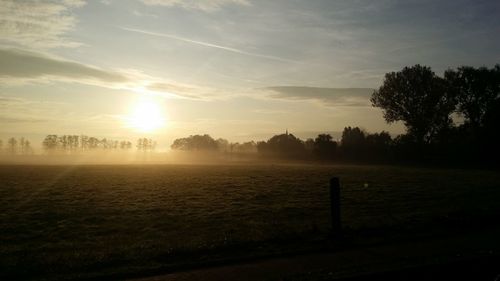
[0,135,157,155]
[0,137,33,155]
[170,134,257,154]
[169,129,392,162]
[171,64,499,166]
[41,135,155,153]
[372,64,499,166]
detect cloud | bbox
[132,10,158,18]
[147,82,205,99]
[0,48,130,87]
[121,27,297,63]
[147,82,234,100]
[0,0,85,48]
[140,0,250,12]
[0,48,227,100]
[261,86,374,107]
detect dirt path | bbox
[130,229,500,281]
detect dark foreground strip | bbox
[333,256,500,281]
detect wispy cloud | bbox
[147,81,240,101]
[0,48,129,87]
[0,0,85,48]
[260,86,374,107]
[120,27,298,63]
[132,10,158,18]
[147,82,206,99]
[140,0,250,12]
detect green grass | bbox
[1,164,499,280]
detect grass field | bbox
[1,164,500,280]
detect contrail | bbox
[120,26,297,64]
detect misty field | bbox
[1,164,500,280]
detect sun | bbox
[127,99,166,132]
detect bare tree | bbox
[7,137,18,155]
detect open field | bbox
[1,164,500,280]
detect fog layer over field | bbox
[0,151,264,165]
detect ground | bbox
[1,163,499,280]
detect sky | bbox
[1,0,499,150]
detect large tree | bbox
[340,127,366,159]
[371,65,455,144]
[444,65,500,131]
[257,133,306,158]
[313,134,337,160]
[170,134,218,151]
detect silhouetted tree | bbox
[42,134,134,153]
[341,127,365,148]
[440,65,500,164]
[137,138,155,151]
[1,137,33,155]
[391,134,418,161]
[313,134,337,160]
[24,140,32,154]
[232,141,257,153]
[365,131,392,161]
[371,65,455,145]
[478,96,500,164]
[66,135,79,152]
[43,135,58,152]
[101,138,109,149]
[340,127,366,160]
[17,137,33,155]
[257,133,306,159]
[304,138,315,153]
[216,138,230,152]
[120,141,132,149]
[88,137,99,149]
[80,135,88,151]
[171,134,218,151]
[7,137,18,154]
[19,137,26,154]
[445,65,500,132]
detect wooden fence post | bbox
[329,177,342,236]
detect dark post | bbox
[329,177,341,235]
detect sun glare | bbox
[127,99,166,132]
